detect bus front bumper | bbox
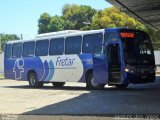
[126,72,155,84]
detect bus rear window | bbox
[5,44,12,58]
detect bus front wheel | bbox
[86,73,105,90]
[52,82,65,87]
[28,72,43,88]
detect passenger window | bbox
[104,32,119,44]
[83,33,103,53]
[49,38,64,55]
[23,41,35,57]
[12,43,22,58]
[5,44,12,58]
[65,36,82,54]
[36,40,49,56]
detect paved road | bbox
[0,77,160,119]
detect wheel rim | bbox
[30,75,36,86]
[90,75,98,87]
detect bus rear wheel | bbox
[28,72,43,88]
[52,82,65,87]
[115,84,128,89]
[86,73,105,90]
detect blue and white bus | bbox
[4,28,155,89]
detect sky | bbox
[0,0,112,39]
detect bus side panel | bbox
[4,58,15,79]
[38,55,85,82]
[93,54,108,84]
[4,57,45,81]
[22,57,45,81]
[78,54,93,83]
[119,41,128,84]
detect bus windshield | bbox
[121,31,154,66]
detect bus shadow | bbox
[3,82,160,92]
[3,85,88,91]
[3,76,160,91]
[22,84,160,115]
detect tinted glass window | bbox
[104,32,119,44]
[23,41,35,57]
[49,38,64,55]
[36,40,49,56]
[83,33,103,53]
[5,44,12,58]
[65,36,82,54]
[12,43,22,58]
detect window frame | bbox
[35,39,49,56]
[12,43,23,58]
[65,35,82,55]
[23,41,35,57]
[49,37,65,55]
[82,33,103,54]
[5,44,12,58]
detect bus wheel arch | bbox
[27,70,43,88]
[85,69,105,90]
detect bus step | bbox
[111,72,121,77]
[110,68,120,72]
[108,82,122,85]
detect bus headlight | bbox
[125,68,134,73]
[125,68,129,72]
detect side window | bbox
[23,41,35,57]
[36,40,49,56]
[12,43,22,58]
[65,36,82,54]
[104,32,119,44]
[83,33,103,53]
[5,44,12,58]
[49,38,64,55]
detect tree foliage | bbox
[0,33,20,51]
[37,5,160,50]
[38,12,51,34]
[63,4,96,30]
[92,7,145,30]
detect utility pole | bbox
[20,34,23,40]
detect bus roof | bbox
[6,28,144,44]
[7,29,105,44]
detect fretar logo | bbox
[13,58,24,79]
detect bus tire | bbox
[28,72,43,88]
[115,84,128,89]
[86,72,105,90]
[52,82,65,87]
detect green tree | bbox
[63,4,96,30]
[0,33,20,51]
[92,7,145,31]
[146,27,160,50]
[38,12,51,34]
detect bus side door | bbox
[93,53,108,84]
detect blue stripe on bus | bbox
[46,60,54,81]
